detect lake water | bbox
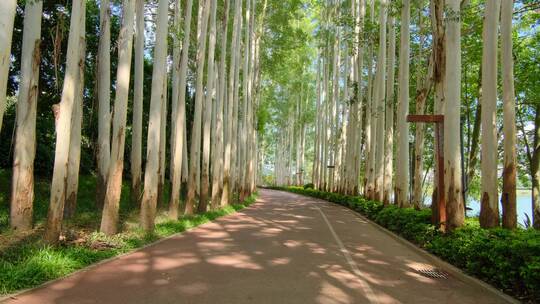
[425,192,533,227]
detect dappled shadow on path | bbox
[3,189,508,304]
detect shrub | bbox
[303,183,314,189]
[274,186,540,302]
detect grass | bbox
[0,169,258,295]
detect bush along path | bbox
[269,186,540,303]
[0,193,258,296]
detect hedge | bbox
[269,186,540,303]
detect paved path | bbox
[4,189,510,304]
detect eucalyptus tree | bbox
[199,0,218,213]
[373,0,387,201]
[185,0,212,214]
[479,0,501,228]
[395,0,410,207]
[65,6,86,218]
[383,12,396,205]
[10,0,43,231]
[364,0,375,198]
[0,0,16,133]
[96,0,112,207]
[444,0,465,231]
[46,0,84,243]
[140,0,169,230]
[501,0,517,229]
[100,0,136,235]
[131,0,145,206]
[222,0,242,206]
[170,0,194,219]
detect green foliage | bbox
[303,183,314,189]
[273,186,540,302]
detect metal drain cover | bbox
[416,268,448,279]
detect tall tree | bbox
[0,0,16,133]
[100,0,136,235]
[131,0,145,206]
[396,0,411,207]
[222,0,242,206]
[96,0,112,207]
[10,0,43,231]
[199,0,218,213]
[140,0,169,230]
[501,0,517,229]
[64,6,86,218]
[212,0,230,209]
[383,12,396,204]
[373,0,387,201]
[170,0,194,219]
[444,0,465,231]
[185,0,212,214]
[46,0,84,243]
[479,0,501,228]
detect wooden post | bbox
[407,114,446,231]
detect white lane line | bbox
[316,205,379,304]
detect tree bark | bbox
[100,0,135,235]
[479,0,501,228]
[444,0,465,231]
[185,0,212,214]
[10,0,42,231]
[131,0,144,207]
[140,0,168,231]
[383,14,395,205]
[501,0,517,229]
[96,0,111,209]
[46,0,83,243]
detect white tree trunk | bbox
[140,0,168,231]
[46,0,83,243]
[96,0,111,207]
[396,0,410,207]
[100,0,135,236]
[222,0,242,206]
[185,0,211,214]
[479,0,501,228]
[65,9,86,218]
[199,0,217,213]
[383,14,395,204]
[10,0,42,231]
[444,0,465,231]
[501,0,517,229]
[131,0,144,206]
[170,0,194,219]
[0,0,16,133]
[373,0,387,201]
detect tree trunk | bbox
[0,0,16,133]
[140,0,168,231]
[501,0,517,229]
[64,12,86,218]
[199,0,217,213]
[10,0,42,231]
[396,0,410,208]
[186,0,212,214]
[96,0,111,209]
[46,0,83,243]
[373,0,387,202]
[383,14,395,205]
[170,0,194,219]
[222,0,242,206]
[479,0,501,228]
[131,0,144,207]
[532,102,540,229]
[444,0,465,231]
[100,0,135,236]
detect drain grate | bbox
[415,268,449,279]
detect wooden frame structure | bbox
[407,114,446,231]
